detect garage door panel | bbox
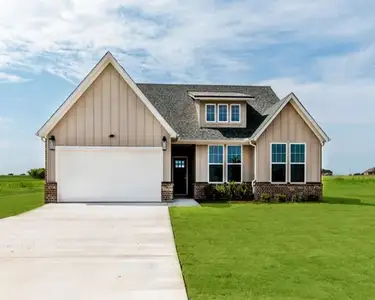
[56,147,162,202]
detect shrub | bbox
[238,183,254,200]
[260,193,271,203]
[291,194,303,203]
[203,184,215,201]
[7,173,14,176]
[27,168,45,179]
[274,194,288,203]
[215,184,227,200]
[20,173,26,176]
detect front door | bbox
[173,157,188,195]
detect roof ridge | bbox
[136,82,272,88]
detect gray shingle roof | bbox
[136,83,280,140]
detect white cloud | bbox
[0,0,374,83]
[0,72,29,83]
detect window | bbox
[290,143,306,183]
[230,104,241,122]
[206,104,216,122]
[227,145,242,182]
[218,104,228,122]
[208,145,224,182]
[271,143,287,183]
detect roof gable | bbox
[251,93,330,143]
[37,52,177,138]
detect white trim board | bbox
[36,52,177,139]
[252,93,330,143]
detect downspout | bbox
[247,139,257,187]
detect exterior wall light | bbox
[162,136,167,151]
[48,135,56,151]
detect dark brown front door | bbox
[173,158,187,195]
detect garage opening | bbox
[56,147,163,202]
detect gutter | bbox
[248,139,257,186]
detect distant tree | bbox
[7,173,14,176]
[27,168,45,179]
[20,173,26,176]
[322,169,333,176]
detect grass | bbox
[0,176,44,219]
[170,176,375,300]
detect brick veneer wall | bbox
[161,182,174,202]
[253,182,323,201]
[193,182,208,200]
[194,182,253,200]
[45,182,58,203]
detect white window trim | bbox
[289,143,307,184]
[205,104,216,123]
[226,145,243,183]
[218,104,229,123]
[270,142,288,184]
[230,104,241,123]
[208,145,225,183]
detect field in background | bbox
[171,175,375,300]
[0,176,44,218]
[323,175,375,205]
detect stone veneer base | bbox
[253,182,323,201]
[45,182,58,203]
[161,182,174,202]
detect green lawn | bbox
[170,176,375,300]
[0,176,44,219]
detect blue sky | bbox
[0,0,374,175]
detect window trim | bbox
[289,143,307,184]
[230,104,241,123]
[226,145,243,183]
[205,104,216,123]
[218,104,229,123]
[270,142,288,184]
[208,145,225,184]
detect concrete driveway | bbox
[0,204,188,300]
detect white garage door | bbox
[56,147,163,202]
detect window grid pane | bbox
[271,144,286,163]
[218,105,228,122]
[227,146,242,163]
[206,105,215,122]
[231,105,240,122]
[209,165,223,182]
[209,146,224,164]
[291,144,305,163]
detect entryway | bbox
[172,145,195,198]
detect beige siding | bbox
[196,145,208,182]
[243,145,254,182]
[256,103,322,182]
[195,144,254,183]
[199,101,247,128]
[47,64,171,182]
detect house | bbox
[364,167,375,175]
[36,52,330,203]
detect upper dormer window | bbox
[206,104,216,122]
[230,104,241,123]
[218,104,228,122]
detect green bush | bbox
[238,183,254,200]
[274,194,288,203]
[260,193,271,203]
[27,168,45,179]
[203,184,215,200]
[8,173,14,176]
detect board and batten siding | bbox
[47,64,171,182]
[256,103,322,182]
[195,144,254,182]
